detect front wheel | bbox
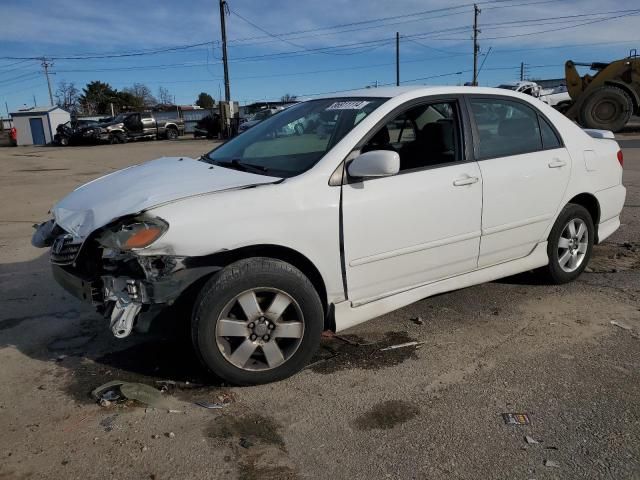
[543,204,594,284]
[191,258,324,385]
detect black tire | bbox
[543,204,595,284]
[191,257,324,385]
[58,136,69,146]
[579,86,633,132]
[109,132,126,144]
[554,101,572,114]
[166,128,178,140]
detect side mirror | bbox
[348,150,400,178]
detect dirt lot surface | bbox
[1,134,639,480]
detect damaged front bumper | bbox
[36,220,218,338]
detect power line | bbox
[0,41,215,61]
[225,0,552,45]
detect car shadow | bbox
[492,270,549,286]
[0,252,225,405]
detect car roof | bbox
[308,85,530,101]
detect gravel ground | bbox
[0,134,638,480]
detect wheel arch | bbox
[183,244,330,324]
[567,193,601,242]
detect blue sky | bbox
[1,0,639,112]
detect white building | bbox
[10,106,70,146]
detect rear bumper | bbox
[594,184,626,243]
[597,216,620,244]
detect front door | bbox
[342,100,482,303]
[467,97,571,267]
[29,118,46,145]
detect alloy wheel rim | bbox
[215,288,304,371]
[557,218,589,273]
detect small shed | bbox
[10,106,70,146]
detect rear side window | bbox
[469,98,567,159]
[539,115,562,149]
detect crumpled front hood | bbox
[52,156,279,238]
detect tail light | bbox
[617,150,624,167]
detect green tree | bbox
[196,92,215,109]
[79,81,118,115]
[115,91,144,111]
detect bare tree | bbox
[157,86,173,105]
[280,93,297,103]
[55,81,80,112]
[123,83,157,108]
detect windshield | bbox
[203,97,387,177]
[253,110,273,121]
[111,113,130,123]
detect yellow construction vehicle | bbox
[564,49,639,132]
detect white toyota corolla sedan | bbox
[32,86,625,385]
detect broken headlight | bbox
[98,217,169,250]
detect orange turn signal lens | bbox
[122,226,164,249]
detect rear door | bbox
[141,113,157,135]
[467,96,571,267]
[342,98,483,303]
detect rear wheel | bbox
[543,204,594,284]
[166,128,178,140]
[579,86,632,132]
[191,258,324,385]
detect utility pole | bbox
[41,57,54,105]
[219,0,231,102]
[396,32,400,86]
[472,4,481,86]
[33,94,37,107]
[520,62,524,81]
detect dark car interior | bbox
[362,101,460,171]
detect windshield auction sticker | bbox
[326,101,370,110]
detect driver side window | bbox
[362,101,461,171]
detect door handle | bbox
[548,159,566,168]
[453,175,479,186]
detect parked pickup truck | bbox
[76,112,184,144]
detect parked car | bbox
[9,127,17,146]
[193,114,221,139]
[54,119,100,146]
[238,108,281,133]
[497,81,573,112]
[32,86,625,385]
